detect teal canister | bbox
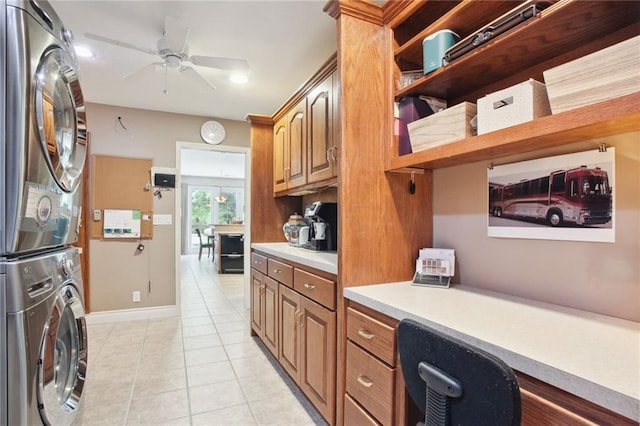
[423,30,460,75]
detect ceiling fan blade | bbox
[163,17,190,53]
[122,62,165,80]
[84,33,158,56]
[180,66,216,91]
[190,56,249,72]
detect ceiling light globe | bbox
[229,73,249,85]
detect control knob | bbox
[60,258,74,278]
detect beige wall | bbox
[433,132,639,322]
[86,102,250,312]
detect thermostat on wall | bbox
[151,167,177,189]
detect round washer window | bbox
[39,284,88,425]
[34,47,87,192]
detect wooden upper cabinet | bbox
[287,100,307,188]
[307,71,337,184]
[271,54,338,196]
[273,118,288,193]
[273,100,307,194]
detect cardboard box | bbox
[408,102,476,152]
[477,79,551,135]
[543,36,640,114]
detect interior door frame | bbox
[175,142,251,312]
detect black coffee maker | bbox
[303,201,338,251]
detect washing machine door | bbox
[38,283,88,425]
[34,46,87,192]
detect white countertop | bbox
[251,242,338,275]
[344,281,640,421]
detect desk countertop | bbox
[344,282,639,421]
[251,242,337,275]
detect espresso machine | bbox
[303,201,338,251]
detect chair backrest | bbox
[397,319,521,426]
[195,228,204,244]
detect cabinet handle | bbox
[331,146,337,162]
[303,283,315,290]
[358,328,375,340]
[357,375,373,388]
[326,148,331,162]
[295,310,305,327]
[253,260,261,265]
[273,269,282,274]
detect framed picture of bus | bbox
[488,148,614,243]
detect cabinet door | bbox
[287,100,307,188]
[279,284,301,381]
[263,276,279,357]
[300,296,336,423]
[273,118,288,193]
[307,74,334,183]
[250,269,265,337]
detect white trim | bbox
[86,305,178,325]
[175,141,252,314]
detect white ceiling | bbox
[49,0,337,121]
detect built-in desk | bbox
[344,282,639,423]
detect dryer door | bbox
[34,46,87,192]
[38,283,88,425]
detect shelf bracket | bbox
[388,167,425,175]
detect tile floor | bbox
[73,254,326,426]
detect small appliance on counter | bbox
[283,213,307,246]
[302,201,338,252]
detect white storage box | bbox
[543,36,640,114]
[408,102,476,152]
[477,79,551,135]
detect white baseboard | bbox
[86,305,179,325]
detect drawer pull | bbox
[303,283,315,290]
[253,260,261,265]
[357,375,373,388]
[358,328,375,340]
[273,269,282,274]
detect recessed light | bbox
[229,73,249,85]
[74,45,94,58]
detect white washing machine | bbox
[2,0,87,256]
[1,247,88,425]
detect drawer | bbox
[344,394,380,426]
[251,252,267,274]
[347,307,397,366]
[267,258,293,287]
[346,341,395,426]
[294,268,336,310]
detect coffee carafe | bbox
[303,201,338,251]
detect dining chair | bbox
[195,228,213,261]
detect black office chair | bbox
[398,319,521,426]
[195,228,212,261]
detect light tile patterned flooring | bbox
[73,255,326,425]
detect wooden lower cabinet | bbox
[344,303,405,426]
[279,284,301,380]
[300,294,336,422]
[250,269,278,357]
[251,251,337,425]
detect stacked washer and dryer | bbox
[1,0,89,424]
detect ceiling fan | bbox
[85,16,250,94]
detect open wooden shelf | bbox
[387,93,640,171]
[394,1,638,101]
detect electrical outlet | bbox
[132,291,141,303]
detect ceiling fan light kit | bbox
[84,16,250,93]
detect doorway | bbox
[174,142,251,312]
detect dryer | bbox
[1,247,88,425]
[2,0,87,256]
